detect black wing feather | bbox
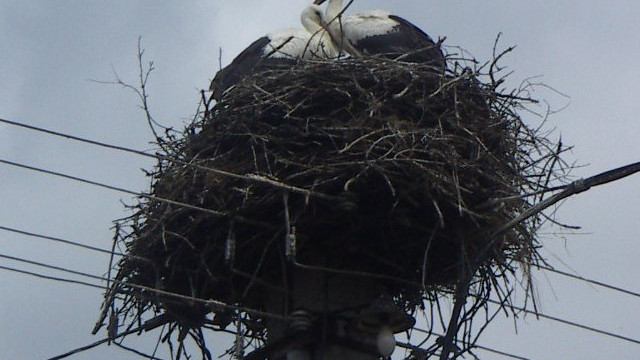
[210,36,298,100]
[353,15,445,71]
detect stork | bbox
[210,5,337,100]
[313,0,445,71]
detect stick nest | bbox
[99,53,565,350]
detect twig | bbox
[492,161,640,241]
[438,160,640,360]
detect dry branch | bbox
[96,47,574,358]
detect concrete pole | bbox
[264,267,384,360]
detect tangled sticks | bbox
[99,53,566,357]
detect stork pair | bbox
[210,0,445,100]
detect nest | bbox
[98,51,566,357]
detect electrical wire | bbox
[0,252,105,282]
[5,118,640,289]
[0,117,564,203]
[3,218,640,348]
[483,298,640,346]
[3,117,640,357]
[4,118,640,300]
[398,337,537,360]
[0,224,124,257]
[3,249,639,360]
[3,246,640,350]
[0,223,153,265]
[3,220,640,348]
[46,324,146,360]
[0,252,285,321]
[537,264,640,299]
[4,222,639,306]
[0,117,329,199]
[470,343,535,360]
[4,222,640,310]
[0,157,226,218]
[0,264,104,290]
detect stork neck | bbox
[300,5,323,34]
[325,0,343,22]
[301,17,322,34]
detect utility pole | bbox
[249,262,414,360]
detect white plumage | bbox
[210,5,337,100]
[314,0,445,70]
[325,9,397,48]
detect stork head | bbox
[300,4,326,33]
[300,5,339,58]
[311,0,343,27]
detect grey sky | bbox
[1,1,639,359]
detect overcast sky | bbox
[1,1,640,359]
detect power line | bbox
[0,117,156,159]
[537,265,640,299]
[4,250,637,360]
[0,264,105,290]
[0,117,330,200]
[484,298,640,346]
[471,343,535,360]
[47,324,146,360]
[2,120,639,357]
[0,259,191,360]
[5,217,640,348]
[5,217,640,304]
[0,224,123,257]
[0,223,154,265]
[398,327,533,360]
[0,117,559,205]
[0,252,554,359]
[5,216,639,304]
[0,157,228,218]
[0,252,105,282]
[0,253,285,321]
[5,216,639,348]
[430,287,640,348]
[7,120,639,301]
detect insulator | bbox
[289,309,315,333]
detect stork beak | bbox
[313,0,327,4]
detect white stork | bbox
[313,0,445,71]
[210,5,337,100]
